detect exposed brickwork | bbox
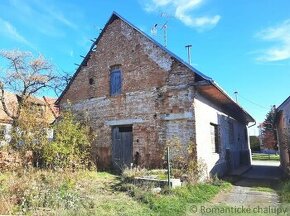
[59,17,196,169]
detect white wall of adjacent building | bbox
[194,93,250,177]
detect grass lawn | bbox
[0,169,231,215]
[0,170,151,215]
[279,181,290,203]
[252,153,280,161]
[250,186,275,193]
[125,181,231,215]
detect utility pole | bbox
[234,91,238,103]
[185,45,192,65]
[167,146,171,188]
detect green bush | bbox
[250,136,260,152]
[43,110,93,169]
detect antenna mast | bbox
[161,22,168,47]
[234,91,238,103]
[150,12,169,47]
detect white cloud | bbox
[8,0,78,37]
[143,0,220,30]
[180,15,221,28]
[0,17,33,47]
[31,0,78,30]
[256,19,290,62]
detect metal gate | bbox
[112,126,133,170]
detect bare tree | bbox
[53,71,72,97]
[0,49,56,123]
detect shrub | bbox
[9,103,50,167]
[164,137,208,183]
[0,170,96,214]
[43,110,94,169]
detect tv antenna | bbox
[151,22,168,47]
[150,12,170,47]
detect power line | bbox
[238,94,268,110]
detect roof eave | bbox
[212,81,255,123]
[56,11,255,125]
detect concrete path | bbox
[213,161,282,207]
[252,160,280,167]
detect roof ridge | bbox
[112,11,213,81]
[56,11,212,104]
[55,12,255,123]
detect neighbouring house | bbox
[275,96,290,174]
[0,91,16,145]
[56,12,255,176]
[0,91,58,145]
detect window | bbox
[89,78,94,85]
[210,123,220,153]
[110,69,122,96]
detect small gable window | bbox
[110,69,122,96]
[89,78,94,85]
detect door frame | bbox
[111,125,133,170]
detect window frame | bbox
[110,68,122,96]
[210,123,220,153]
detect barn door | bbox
[112,126,133,170]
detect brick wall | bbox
[59,17,196,169]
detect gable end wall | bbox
[59,18,197,169]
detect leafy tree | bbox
[250,136,260,152]
[261,106,277,150]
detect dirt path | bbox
[213,162,282,207]
[213,178,280,206]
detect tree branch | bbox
[0,82,14,119]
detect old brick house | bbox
[56,12,255,176]
[275,96,290,174]
[0,91,58,145]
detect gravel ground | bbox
[213,163,282,207]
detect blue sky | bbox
[0,0,289,134]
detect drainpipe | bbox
[247,121,256,165]
[248,121,256,128]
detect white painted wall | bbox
[194,93,250,177]
[0,123,12,146]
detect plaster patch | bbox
[140,37,172,72]
[121,21,133,40]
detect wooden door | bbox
[112,126,133,170]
